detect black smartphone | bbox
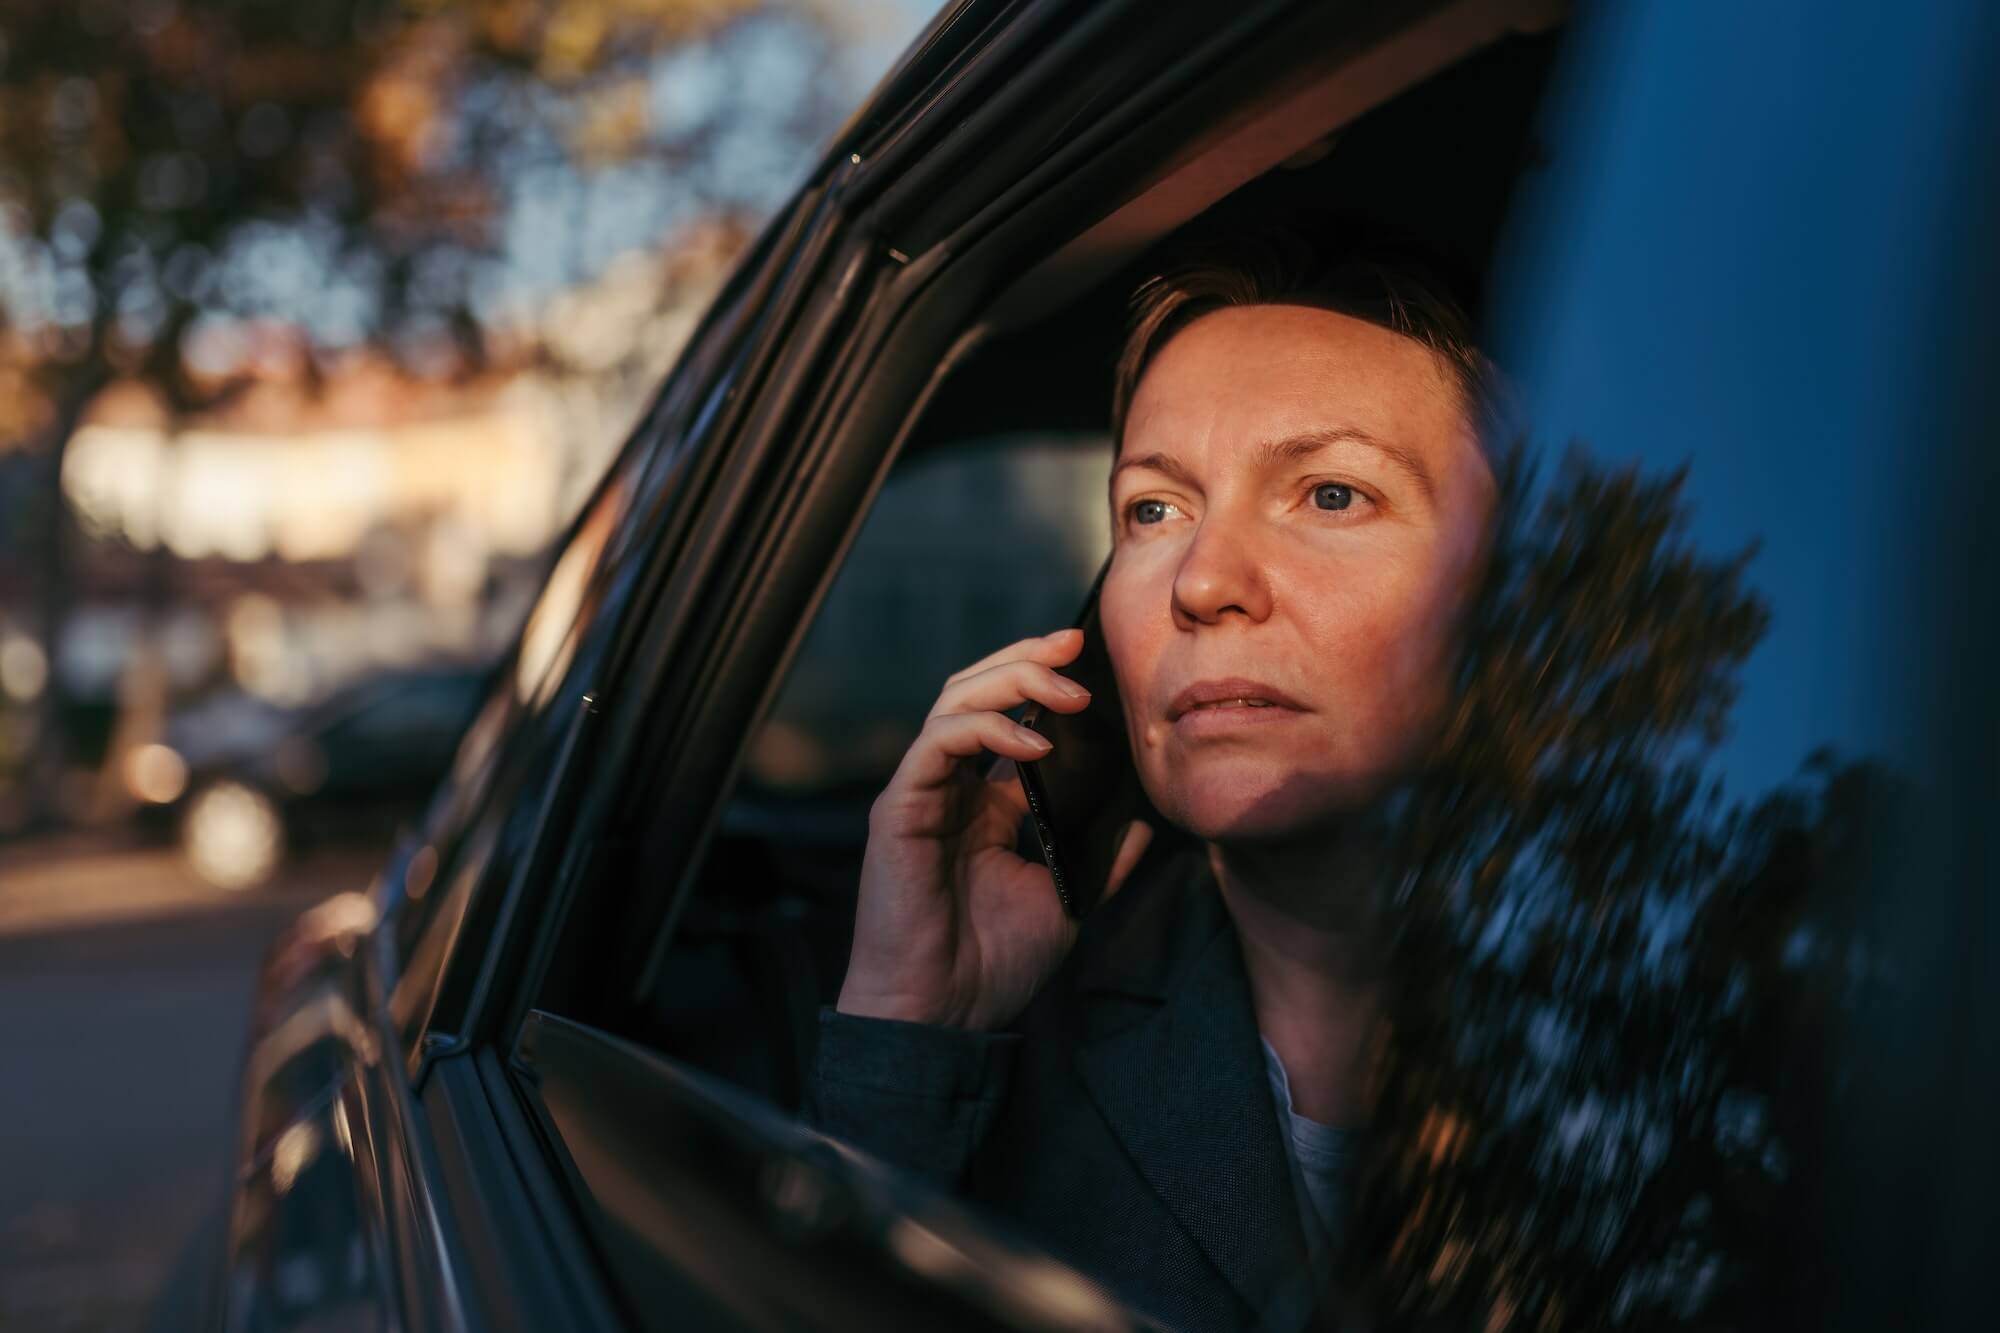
[1015,561,1146,919]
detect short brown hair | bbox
[1111,226,1504,449]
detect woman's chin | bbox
[1163,785,1340,844]
[1156,762,1389,843]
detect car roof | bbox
[902,23,1563,456]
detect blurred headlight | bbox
[125,743,189,805]
[184,781,284,890]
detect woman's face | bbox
[1103,303,1495,843]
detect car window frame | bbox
[429,175,870,1068]
[380,171,835,1076]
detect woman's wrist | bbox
[835,979,962,1028]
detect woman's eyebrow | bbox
[1261,427,1436,500]
[1110,428,1438,499]
[1110,450,1199,489]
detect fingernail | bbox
[1016,725,1053,752]
[1055,678,1089,699]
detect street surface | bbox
[0,836,382,1333]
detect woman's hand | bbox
[837,629,1151,1031]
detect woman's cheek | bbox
[1099,569,1162,747]
[1360,575,1463,756]
[1307,573,1450,755]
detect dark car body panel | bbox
[196,893,461,1331]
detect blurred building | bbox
[0,221,745,828]
[54,369,560,704]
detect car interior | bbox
[627,27,1570,1114]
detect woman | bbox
[811,231,1501,1333]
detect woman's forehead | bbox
[1121,305,1475,469]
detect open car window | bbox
[645,432,1111,1110]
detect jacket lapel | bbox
[1071,848,1317,1330]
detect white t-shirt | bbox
[1260,1034,1359,1272]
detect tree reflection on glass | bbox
[1349,451,1900,1331]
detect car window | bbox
[743,434,1111,801]
[634,432,1111,1109]
[384,450,648,1049]
[1312,10,1980,1327]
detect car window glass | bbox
[744,435,1110,799]
[390,812,502,1048]
[384,450,647,1020]
[514,464,638,708]
[1319,10,1969,1326]
[634,433,1111,1109]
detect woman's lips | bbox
[1173,700,1305,738]
[1167,678,1309,737]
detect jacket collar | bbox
[1069,841,1319,1331]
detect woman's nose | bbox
[1170,515,1273,627]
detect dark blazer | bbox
[807,840,1326,1333]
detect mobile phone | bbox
[1015,562,1146,919]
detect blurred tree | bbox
[1344,453,1900,1331]
[0,0,864,820]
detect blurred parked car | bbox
[151,1,2000,1330]
[127,668,486,888]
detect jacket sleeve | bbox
[804,1005,1022,1189]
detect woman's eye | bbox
[1131,499,1172,525]
[1312,483,1356,512]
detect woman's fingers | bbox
[875,629,1090,834]
[944,628,1083,688]
[893,709,1058,791]
[928,657,1093,722]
